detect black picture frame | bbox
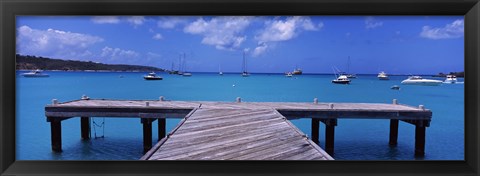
[1,0,479,175]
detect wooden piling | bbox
[415,125,426,156]
[325,125,335,155]
[158,118,166,141]
[389,119,399,146]
[50,120,62,152]
[321,119,336,156]
[311,118,319,144]
[142,119,153,154]
[80,117,90,140]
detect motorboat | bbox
[391,85,400,90]
[401,76,442,86]
[285,72,293,77]
[332,75,350,84]
[444,75,457,84]
[183,72,192,77]
[143,72,163,80]
[292,66,302,75]
[378,71,389,80]
[22,69,49,77]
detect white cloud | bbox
[91,16,120,24]
[365,16,383,29]
[253,42,268,57]
[256,16,321,42]
[420,19,464,39]
[184,16,252,50]
[157,17,188,29]
[153,33,163,40]
[16,25,104,59]
[100,46,140,61]
[253,16,322,57]
[126,16,146,27]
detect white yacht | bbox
[444,75,457,84]
[285,72,293,77]
[332,75,350,84]
[401,76,442,86]
[143,72,163,80]
[22,69,49,77]
[378,71,389,80]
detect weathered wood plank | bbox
[233,136,309,160]
[164,122,288,148]
[151,130,292,160]
[211,133,304,160]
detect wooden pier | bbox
[45,97,432,159]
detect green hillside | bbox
[16,54,164,72]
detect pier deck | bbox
[45,98,432,158]
[141,108,332,160]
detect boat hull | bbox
[332,80,350,84]
[444,80,456,84]
[22,74,49,77]
[401,80,442,86]
[144,77,163,80]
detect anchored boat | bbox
[378,71,389,80]
[401,76,442,86]
[22,69,49,77]
[241,51,249,77]
[444,75,457,84]
[144,72,163,80]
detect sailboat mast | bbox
[242,51,245,73]
[184,52,186,72]
[244,51,247,73]
[178,54,182,71]
[347,56,350,73]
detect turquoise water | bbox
[16,71,464,160]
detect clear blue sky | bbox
[16,16,464,74]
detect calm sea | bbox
[16,71,464,160]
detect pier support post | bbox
[50,120,62,152]
[415,124,426,156]
[389,119,399,146]
[311,118,320,144]
[80,117,91,140]
[158,118,166,141]
[142,119,153,154]
[321,119,337,156]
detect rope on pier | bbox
[92,117,105,139]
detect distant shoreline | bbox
[16,69,457,77]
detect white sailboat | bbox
[219,64,223,75]
[182,53,192,77]
[241,51,249,77]
[345,56,357,78]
